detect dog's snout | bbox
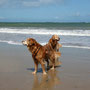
[22,40,25,43]
[22,40,27,46]
[57,37,60,41]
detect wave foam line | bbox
[0,28,90,36]
[63,45,90,50]
[0,40,22,45]
[0,40,90,50]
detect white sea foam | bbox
[0,40,90,50]
[41,43,90,50]
[0,40,22,45]
[0,28,90,36]
[63,45,90,50]
[0,27,90,49]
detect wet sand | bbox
[0,43,90,90]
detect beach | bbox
[0,43,90,90]
[0,0,90,89]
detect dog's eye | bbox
[52,39,55,41]
[28,40,31,42]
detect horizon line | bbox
[0,21,90,23]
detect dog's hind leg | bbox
[46,59,49,68]
[40,60,47,75]
[32,61,38,74]
[50,59,55,70]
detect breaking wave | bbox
[0,40,22,45]
[0,28,90,36]
[0,40,90,50]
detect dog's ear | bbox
[49,38,53,44]
[49,39,52,43]
[52,35,55,40]
[26,38,33,46]
[29,39,37,46]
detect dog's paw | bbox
[50,67,55,70]
[32,71,36,74]
[43,72,47,75]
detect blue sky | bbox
[0,0,90,22]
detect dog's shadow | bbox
[27,68,43,73]
[27,65,61,73]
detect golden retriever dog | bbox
[22,38,61,75]
[48,34,62,51]
[45,34,62,67]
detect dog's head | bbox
[22,38,37,46]
[52,34,60,41]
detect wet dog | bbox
[44,35,62,67]
[48,35,62,51]
[22,38,61,75]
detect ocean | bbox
[0,22,90,49]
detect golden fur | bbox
[22,38,61,75]
[45,35,62,66]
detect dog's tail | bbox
[55,51,61,59]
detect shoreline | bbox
[0,43,90,90]
[0,42,90,50]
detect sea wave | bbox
[0,28,90,36]
[0,40,22,45]
[63,45,90,50]
[0,40,90,50]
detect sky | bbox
[0,0,90,22]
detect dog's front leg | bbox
[46,59,49,68]
[51,59,55,70]
[32,61,38,74]
[40,61,47,75]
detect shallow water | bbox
[0,22,90,49]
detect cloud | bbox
[72,12,80,17]
[0,17,5,19]
[0,0,64,8]
[75,12,80,16]
[22,1,41,7]
[54,16,59,19]
[87,14,90,16]
[22,0,63,7]
[0,0,7,5]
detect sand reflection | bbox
[32,70,61,90]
